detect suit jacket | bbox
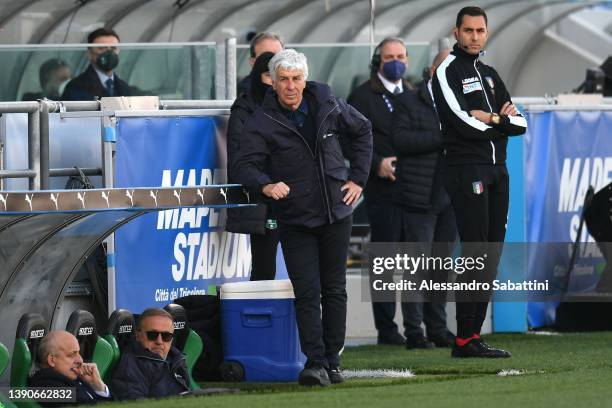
[28,367,110,406]
[61,65,135,101]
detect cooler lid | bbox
[220,279,295,299]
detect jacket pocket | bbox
[321,133,348,180]
[275,178,315,219]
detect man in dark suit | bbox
[29,331,110,406]
[62,27,135,101]
[391,50,457,349]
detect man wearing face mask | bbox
[347,37,413,346]
[62,28,135,101]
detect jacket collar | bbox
[369,71,411,95]
[261,81,336,129]
[452,42,485,62]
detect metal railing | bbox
[0,98,233,191]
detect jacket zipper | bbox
[264,101,338,223]
[473,58,496,165]
[316,102,339,223]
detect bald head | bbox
[38,331,83,380]
[429,49,451,78]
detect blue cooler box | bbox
[220,279,306,382]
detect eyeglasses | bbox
[145,331,173,342]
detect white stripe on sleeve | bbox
[436,55,491,132]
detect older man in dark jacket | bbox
[235,49,372,387]
[112,308,190,400]
[391,50,457,350]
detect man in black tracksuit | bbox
[432,6,527,358]
[235,50,372,386]
[391,50,457,349]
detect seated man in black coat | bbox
[112,308,190,400]
[29,331,110,406]
[61,27,135,101]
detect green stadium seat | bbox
[65,310,113,380]
[10,313,46,408]
[164,303,203,390]
[0,341,8,377]
[102,309,135,385]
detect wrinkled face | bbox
[136,315,174,359]
[87,35,120,66]
[249,38,283,66]
[273,68,306,111]
[378,41,408,72]
[47,333,83,381]
[454,15,488,55]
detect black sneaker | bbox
[451,338,511,358]
[428,331,456,348]
[475,338,512,358]
[406,335,435,350]
[298,366,331,386]
[326,367,345,384]
[377,331,406,345]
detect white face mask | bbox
[57,79,71,97]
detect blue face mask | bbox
[382,60,406,82]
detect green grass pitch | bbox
[98,332,612,407]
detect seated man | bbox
[112,308,190,400]
[29,331,110,406]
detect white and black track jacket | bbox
[432,44,527,166]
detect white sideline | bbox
[343,369,415,379]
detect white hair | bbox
[268,49,308,81]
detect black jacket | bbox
[61,65,135,101]
[391,80,447,211]
[28,367,110,406]
[111,338,190,401]
[237,74,251,97]
[348,73,412,204]
[226,90,268,234]
[431,44,527,166]
[235,81,372,228]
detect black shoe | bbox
[451,338,511,358]
[406,335,435,350]
[475,338,512,358]
[298,366,331,386]
[428,331,456,348]
[377,331,406,345]
[326,367,345,384]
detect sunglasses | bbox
[145,331,173,342]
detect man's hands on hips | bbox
[262,182,290,200]
[78,362,105,392]
[471,102,519,124]
[341,180,362,206]
[378,156,397,181]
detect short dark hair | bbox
[87,27,120,44]
[456,6,488,28]
[249,32,284,58]
[136,308,173,331]
[39,58,68,88]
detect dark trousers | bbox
[400,204,457,338]
[444,164,509,338]
[366,202,403,339]
[279,215,352,369]
[249,227,280,281]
